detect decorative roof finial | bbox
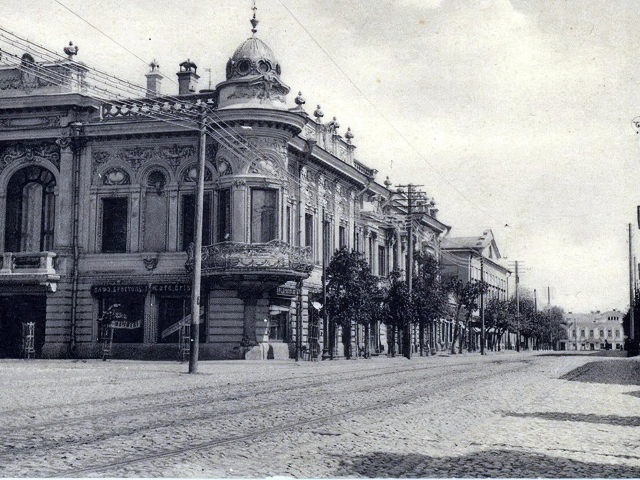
[345,127,354,143]
[313,105,324,120]
[149,59,160,72]
[251,0,259,36]
[63,41,79,60]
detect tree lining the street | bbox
[325,247,381,359]
[325,248,566,358]
[445,278,489,354]
[412,252,449,356]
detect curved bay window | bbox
[251,189,277,243]
[5,166,56,252]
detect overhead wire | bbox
[0,30,314,195]
[1,17,509,272]
[276,0,505,227]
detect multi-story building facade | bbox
[440,229,512,350]
[441,229,510,300]
[0,16,448,360]
[561,310,625,351]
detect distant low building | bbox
[561,310,625,351]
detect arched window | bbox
[5,166,56,252]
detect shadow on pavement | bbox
[541,351,626,358]
[335,450,640,478]
[505,411,640,427]
[560,359,640,385]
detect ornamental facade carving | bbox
[246,137,288,158]
[0,142,60,174]
[0,69,56,92]
[225,83,287,105]
[0,116,61,129]
[91,143,199,178]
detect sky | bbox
[2,0,639,313]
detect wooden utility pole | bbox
[630,224,635,341]
[322,208,330,360]
[480,256,485,355]
[396,184,423,359]
[188,116,207,374]
[515,260,520,353]
[404,184,413,360]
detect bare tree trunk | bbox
[451,323,459,354]
[344,324,352,359]
[389,325,396,357]
[364,322,371,359]
[419,320,425,356]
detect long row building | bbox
[0,13,511,360]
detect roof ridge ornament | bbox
[63,41,78,60]
[251,0,259,36]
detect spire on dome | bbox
[251,0,259,36]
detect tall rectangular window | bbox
[98,294,143,343]
[305,213,314,248]
[324,219,331,258]
[101,197,128,253]
[368,236,374,271]
[181,193,211,250]
[286,206,292,245]
[378,246,386,277]
[218,189,231,242]
[251,189,277,243]
[158,297,206,344]
[339,225,347,249]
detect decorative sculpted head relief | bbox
[183,165,213,183]
[147,170,167,193]
[102,168,130,185]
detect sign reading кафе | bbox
[91,284,192,295]
[91,285,148,295]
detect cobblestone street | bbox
[0,351,639,478]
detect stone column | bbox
[239,288,260,348]
[167,190,179,251]
[144,292,156,344]
[55,141,75,251]
[130,191,141,252]
[0,193,5,252]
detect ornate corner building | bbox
[0,17,449,360]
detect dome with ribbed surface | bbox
[226,37,282,80]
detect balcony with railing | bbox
[0,252,61,291]
[185,240,314,286]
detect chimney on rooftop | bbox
[177,59,199,95]
[145,60,163,98]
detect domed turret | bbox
[216,8,290,110]
[226,37,282,80]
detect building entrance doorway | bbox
[0,296,46,358]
